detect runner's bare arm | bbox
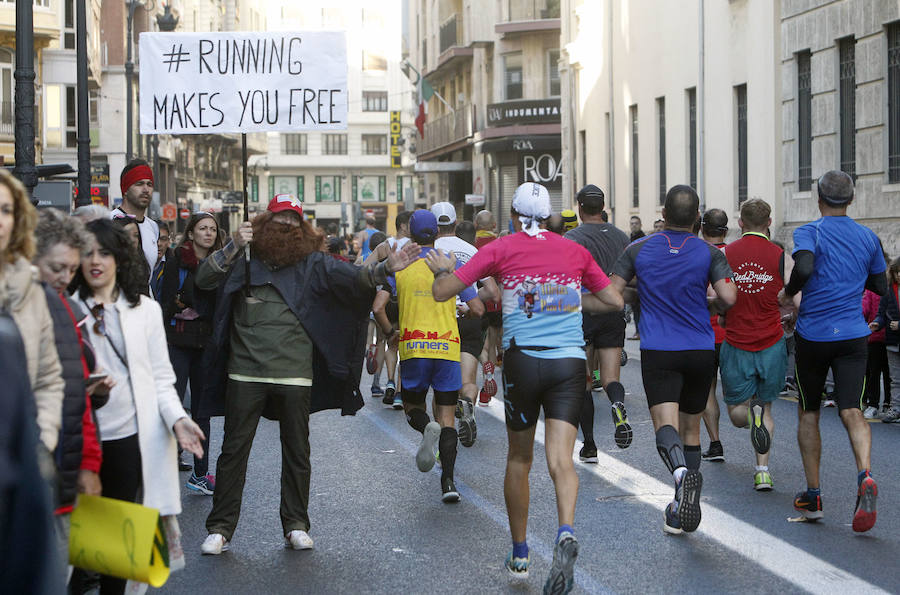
[465,296,485,318]
[424,249,464,302]
[583,284,624,314]
[478,277,500,302]
[710,277,737,314]
[372,290,394,336]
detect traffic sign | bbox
[179,208,191,220]
[162,204,176,221]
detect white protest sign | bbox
[139,31,347,134]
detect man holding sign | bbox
[195,195,418,554]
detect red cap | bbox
[267,194,303,217]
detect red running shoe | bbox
[482,361,495,376]
[478,388,492,406]
[365,344,377,374]
[852,474,878,533]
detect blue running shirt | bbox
[792,216,885,342]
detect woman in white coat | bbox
[70,219,205,595]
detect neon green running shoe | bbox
[754,470,773,491]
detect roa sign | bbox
[521,151,562,189]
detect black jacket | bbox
[42,286,87,509]
[876,283,900,347]
[159,246,216,349]
[197,251,377,418]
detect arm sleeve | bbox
[708,246,733,284]
[875,289,889,328]
[612,244,639,283]
[779,251,785,281]
[866,271,888,296]
[455,241,498,287]
[785,250,814,295]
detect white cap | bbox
[512,182,551,236]
[430,201,457,225]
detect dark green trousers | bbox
[206,379,311,541]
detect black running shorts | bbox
[502,350,584,431]
[794,334,868,411]
[640,349,716,414]
[481,310,502,331]
[385,298,400,326]
[458,316,484,359]
[582,311,626,349]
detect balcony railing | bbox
[439,15,461,54]
[420,104,474,155]
[0,101,12,137]
[507,0,559,21]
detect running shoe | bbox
[365,344,377,374]
[882,403,892,415]
[823,394,836,408]
[882,408,900,423]
[591,370,603,391]
[543,532,578,595]
[852,475,878,533]
[610,401,632,449]
[676,470,703,533]
[441,476,460,503]
[747,398,771,455]
[186,473,216,495]
[370,383,383,397]
[201,533,229,555]
[578,443,598,463]
[285,529,314,550]
[505,550,530,579]
[863,406,878,419]
[392,395,403,410]
[478,388,492,406]
[416,422,441,472]
[457,398,477,447]
[701,442,724,462]
[753,470,773,491]
[793,490,823,520]
[177,449,192,472]
[620,349,628,367]
[382,382,395,406]
[663,502,682,535]
[482,375,498,397]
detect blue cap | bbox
[409,209,438,243]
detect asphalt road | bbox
[161,324,900,595]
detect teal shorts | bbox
[720,337,787,406]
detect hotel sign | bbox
[390,110,402,168]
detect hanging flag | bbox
[415,75,434,138]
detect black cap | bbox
[576,184,605,208]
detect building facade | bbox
[250,1,416,236]
[781,0,900,254]
[560,0,782,235]
[407,0,563,230]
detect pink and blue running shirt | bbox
[454,231,610,360]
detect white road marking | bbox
[477,398,887,594]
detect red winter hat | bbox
[267,194,303,217]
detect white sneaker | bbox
[863,406,878,419]
[285,529,314,550]
[201,533,229,555]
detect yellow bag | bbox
[69,495,171,588]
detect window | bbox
[797,50,812,191]
[0,49,12,134]
[580,128,587,188]
[282,133,307,155]
[362,91,388,112]
[547,49,560,97]
[363,51,387,71]
[272,176,304,200]
[889,23,900,182]
[504,53,523,100]
[362,134,387,155]
[735,84,748,204]
[630,104,639,208]
[362,8,385,29]
[353,175,386,201]
[250,175,259,202]
[315,176,341,201]
[839,37,856,180]
[64,0,75,49]
[657,97,666,205]
[687,87,697,190]
[323,133,348,155]
[321,7,344,27]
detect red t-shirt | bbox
[474,232,501,312]
[723,233,785,351]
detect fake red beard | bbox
[251,215,322,269]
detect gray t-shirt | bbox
[565,222,630,275]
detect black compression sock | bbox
[655,425,686,474]
[605,381,625,404]
[684,445,701,470]
[579,390,595,446]
[439,427,458,479]
[406,408,430,434]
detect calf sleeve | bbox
[579,391,595,445]
[655,424,686,473]
[605,381,625,404]
[684,445,701,471]
[406,408,430,434]
[439,427,458,480]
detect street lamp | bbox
[13,0,38,197]
[151,4,178,203]
[125,0,155,163]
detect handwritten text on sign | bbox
[139,32,347,134]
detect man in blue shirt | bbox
[611,185,736,536]
[779,170,887,533]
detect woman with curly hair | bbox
[69,219,205,594]
[0,169,64,456]
[158,211,223,494]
